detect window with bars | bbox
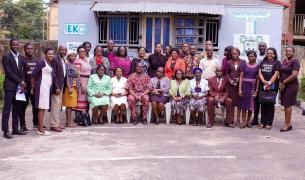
[175,16,219,48]
[99,15,140,46]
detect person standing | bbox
[104,40,116,65]
[148,43,167,77]
[164,48,186,79]
[226,48,245,126]
[221,46,233,74]
[126,63,151,125]
[111,46,131,78]
[130,47,149,74]
[20,43,39,130]
[89,46,111,75]
[1,39,27,139]
[74,46,92,113]
[252,42,267,125]
[258,47,280,130]
[185,45,200,80]
[163,45,173,59]
[50,45,67,132]
[199,46,219,80]
[32,48,56,136]
[199,40,218,60]
[82,41,94,59]
[279,47,300,132]
[62,51,80,128]
[179,43,189,59]
[238,51,259,128]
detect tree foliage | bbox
[0,0,46,40]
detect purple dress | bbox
[226,59,246,106]
[111,57,131,78]
[239,63,259,111]
[280,59,300,106]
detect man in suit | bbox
[207,67,235,128]
[1,38,27,139]
[50,45,67,132]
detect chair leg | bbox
[107,105,112,124]
[165,103,171,125]
[147,103,152,124]
[126,106,131,124]
[185,105,190,125]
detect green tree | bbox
[0,0,46,40]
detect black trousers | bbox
[19,93,38,128]
[260,104,275,126]
[1,90,20,132]
[253,96,260,122]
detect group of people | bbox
[1,38,300,139]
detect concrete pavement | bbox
[0,106,304,180]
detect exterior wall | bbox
[48,3,59,40]
[219,5,284,60]
[58,2,99,54]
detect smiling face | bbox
[84,43,91,53]
[266,49,275,60]
[115,68,123,78]
[97,66,105,77]
[95,47,103,56]
[68,53,77,63]
[215,68,223,78]
[175,70,183,80]
[171,50,178,60]
[78,48,86,59]
[45,50,54,62]
[285,47,294,59]
[136,63,143,73]
[206,47,213,58]
[138,47,145,58]
[258,42,267,54]
[247,53,256,64]
[119,47,126,57]
[231,49,240,60]
[194,69,202,80]
[156,67,164,78]
[155,44,162,54]
[58,46,67,58]
[10,40,19,54]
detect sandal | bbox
[258,124,265,129]
[265,125,272,130]
[239,123,246,129]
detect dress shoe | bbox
[154,119,160,125]
[50,127,63,132]
[224,122,235,128]
[251,120,259,126]
[133,120,139,125]
[20,127,30,133]
[58,125,66,129]
[3,132,13,139]
[280,126,292,132]
[33,125,39,129]
[12,131,27,135]
[142,119,148,125]
[37,130,52,136]
[206,124,213,128]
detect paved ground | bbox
[0,106,305,180]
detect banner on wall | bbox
[66,42,83,52]
[233,34,270,59]
[64,24,88,35]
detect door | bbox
[145,16,170,53]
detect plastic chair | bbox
[107,104,131,124]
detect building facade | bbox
[54,0,286,59]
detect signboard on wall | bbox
[233,34,270,59]
[64,24,88,35]
[66,42,83,51]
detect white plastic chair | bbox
[107,104,131,124]
[186,105,208,125]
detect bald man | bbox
[256,42,267,65]
[199,40,219,60]
[199,46,220,80]
[104,40,116,65]
[50,45,67,132]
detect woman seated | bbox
[111,67,128,124]
[87,65,113,125]
[189,67,209,126]
[169,69,191,125]
[150,67,170,125]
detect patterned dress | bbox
[74,58,92,111]
[62,62,80,108]
[111,56,131,78]
[130,58,150,74]
[239,63,259,111]
[32,60,55,110]
[126,73,151,119]
[170,79,191,114]
[89,56,111,75]
[184,55,200,80]
[189,78,209,112]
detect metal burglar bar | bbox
[99,15,139,46]
[293,14,305,35]
[206,18,219,47]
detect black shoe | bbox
[33,125,39,129]
[20,127,30,133]
[154,120,160,125]
[142,119,148,125]
[251,120,259,126]
[3,132,13,139]
[225,122,235,128]
[133,120,138,125]
[280,126,292,132]
[12,131,27,135]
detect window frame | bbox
[98,14,140,47]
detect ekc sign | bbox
[64,24,88,35]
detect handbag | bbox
[75,111,92,126]
[259,91,276,105]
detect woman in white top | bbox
[111,67,128,123]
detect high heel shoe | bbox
[280,126,292,132]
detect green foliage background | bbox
[0,0,46,40]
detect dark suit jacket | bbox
[52,53,65,92]
[208,76,229,99]
[2,52,25,91]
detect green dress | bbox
[87,74,113,108]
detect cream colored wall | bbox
[48,3,59,40]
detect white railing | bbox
[293,14,305,35]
